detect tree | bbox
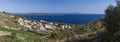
[104,5,120,32]
[101,4,120,42]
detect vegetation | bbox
[1,1,120,42]
[0,27,46,42]
[100,2,120,42]
[0,5,115,42]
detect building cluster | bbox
[17,18,73,31]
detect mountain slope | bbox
[0,12,106,42]
[0,12,20,30]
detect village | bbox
[17,18,74,31]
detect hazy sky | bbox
[0,0,116,14]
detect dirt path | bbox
[0,31,11,37]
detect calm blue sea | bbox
[15,14,104,24]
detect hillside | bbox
[0,12,107,42]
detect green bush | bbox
[50,31,63,39]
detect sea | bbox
[15,13,104,24]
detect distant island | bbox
[0,0,120,42]
[13,13,104,24]
[0,11,105,42]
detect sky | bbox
[0,0,116,14]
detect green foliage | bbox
[0,33,22,42]
[0,12,108,42]
[104,5,120,32]
[0,36,23,42]
[74,20,103,34]
[101,2,120,42]
[50,31,63,39]
[9,33,17,39]
[0,27,46,42]
[83,25,92,33]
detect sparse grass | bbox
[0,27,46,42]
